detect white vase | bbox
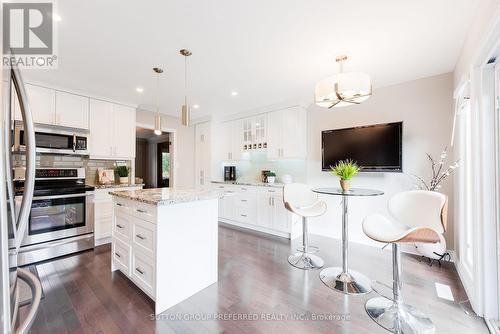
[119,177,128,184]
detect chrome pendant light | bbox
[315,55,372,108]
[180,49,192,127]
[153,67,163,135]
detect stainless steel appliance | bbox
[13,121,89,155]
[224,166,236,182]
[1,55,42,332]
[14,168,95,266]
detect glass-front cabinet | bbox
[241,115,267,152]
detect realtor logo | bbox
[3,2,53,54]
[2,1,57,68]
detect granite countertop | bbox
[211,180,284,188]
[93,183,144,189]
[109,188,225,206]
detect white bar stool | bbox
[362,190,448,334]
[283,183,327,270]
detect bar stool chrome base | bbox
[319,267,372,295]
[288,253,324,270]
[365,297,435,334]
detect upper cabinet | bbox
[266,106,307,160]
[220,120,242,161]
[26,84,55,125]
[89,99,136,160]
[17,84,90,130]
[241,115,267,151]
[55,91,90,129]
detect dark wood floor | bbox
[20,225,487,334]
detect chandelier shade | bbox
[315,56,372,108]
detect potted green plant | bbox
[330,159,360,191]
[266,171,276,184]
[115,166,130,184]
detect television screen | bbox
[321,122,403,172]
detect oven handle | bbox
[31,193,94,201]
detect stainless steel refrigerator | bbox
[1,54,42,332]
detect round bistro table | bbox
[312,187,384,295]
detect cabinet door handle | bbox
[268,197,271,206]
[116,203,125,207]
[272,197,275,206]
[241,199,247,202]
[136,209,147,213]
[114,252,121,258]
[135,267,145,275]
[241,214,247,217]
[116,224,124,229]
[136,234,146,240]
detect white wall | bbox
[305,73,455,249]
[136,109,195,189]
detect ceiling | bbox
[23,0,481,119]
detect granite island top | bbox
[109,188,225,206]
[211,180,284,188]
[93,183,144,189]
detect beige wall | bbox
[136,109,195,189]
[306,73,456,249]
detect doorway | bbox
[157,141,170,187]
[135,126,172,189]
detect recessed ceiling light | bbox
[53,13,62,22]
[193,104,200,109]
[231,91,238,96]
[135,87,144,93]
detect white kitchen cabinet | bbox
[26,84,56,125]
[266,106,307,160]
[89,99,136,160]
[220,120,242,161]
[55,91,89,129]
[216,183,298,239]
[195,122,211,187]
[94,185,143,246]
[113,104,136,159]
[240,115,267,152]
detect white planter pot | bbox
[267,176,275,184]
[119,177,129,184]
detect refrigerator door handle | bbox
[4,68,16,238]
[14,268,42,334]
[11,67,36,251]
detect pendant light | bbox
[315,55,372,108]
[180,49,192,127]
[153,67,163,135]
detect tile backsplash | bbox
[12,154,130,185]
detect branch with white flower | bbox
[413,147,459,192]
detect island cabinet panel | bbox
[110,193,219,315]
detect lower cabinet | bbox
[111,197,157,298]
[215,183,300,239]
[93,185,143,246]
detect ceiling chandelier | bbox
[180,49,192,127]
[314,55,372,108]
[153,67,164,135]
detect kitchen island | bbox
[109,188,222,315]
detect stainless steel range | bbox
[14,167,95,265]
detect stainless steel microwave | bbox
[13,121,89,155]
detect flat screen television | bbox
[321,122,403,172]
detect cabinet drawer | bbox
[132,203,156,223]
[131,250,155,296]
[113,213,131,242]
[132,219,155,256]
[235,194,256,208]
[112,238,130,275]
[234,208,256,224]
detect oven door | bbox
[16,192,94,246]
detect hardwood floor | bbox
[21,225,487,333]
